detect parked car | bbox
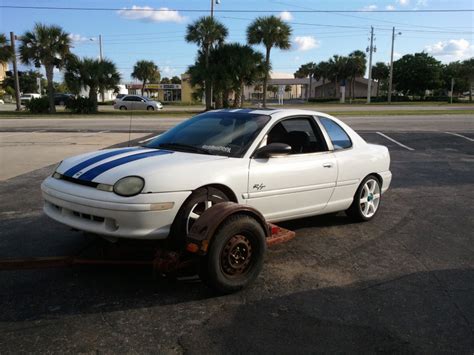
[113,95,163,111]
[42,109,392,243]
[20,93,41,105]
[54,93,75,106]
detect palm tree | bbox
[372,62,390,97]
[19,23,71,113]
[247,16,292,107]
[347,50,367,99]
[185,16,228,110]
[65,57,120,111]
[131,60,160,96]
[0,34,13,63]
[317,61,331,98]
[328,55,349,98]
[294,62,317,100]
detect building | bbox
[0,62,8,84]
[125,74,197,103]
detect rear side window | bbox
[319,117,352,150]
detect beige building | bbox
[0,62,8,83]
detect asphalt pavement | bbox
[0,121,473,353]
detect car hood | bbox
[56,147,229,192]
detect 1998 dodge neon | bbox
[41,109,392,241]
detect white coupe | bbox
[41,109,391,243]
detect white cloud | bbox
[425,38,473,61]
[279,11,293,21]
[68,33,96,42]
[161,66,177,76]
[386,5,396,10]
[117,6,186,23]
[293,36,320,51]
[397,0,410,5]
[361,4,378,11]
[414,0,428,9]
[393,51,402,59]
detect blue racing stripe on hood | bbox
[63,147,140,178]
[77,150,173,182]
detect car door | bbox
[247,116,337,221]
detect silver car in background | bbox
[113,95,163,111]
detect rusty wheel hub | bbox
[221,234,253,276]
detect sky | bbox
[1,0,473,83]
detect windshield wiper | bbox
[157,142,211,155]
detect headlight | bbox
[52,160,63,177]
[113,176,145,197]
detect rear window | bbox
[319,117,352,150]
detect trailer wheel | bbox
[202,214,266,293]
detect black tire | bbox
[346,174,382,222]
[202,214,266,293]
[119,105,127,110]
[147,106,155,111]
[171,187,229,248]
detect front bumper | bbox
[41,176,191,239]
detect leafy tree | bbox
[19,23,71,112]
[294,62,317,100]
[347,50,367,99]
[171,76,181,84]
[65,56,120,110]
[247,16,292,107]
[0,33,13,63]
[2,70,42,94]
[186,16,228,110]
[461,58,474,102]
[131,60,160,96]
[441,61,469,97]
[160,77,170,84]
[392,52,442,97]
[372,62,390,97]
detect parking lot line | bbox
[376,132,415,151]
[444,132,474,142]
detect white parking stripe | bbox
[376,132,415,151]
[444,132,474,142]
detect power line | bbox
[1,5,472,13]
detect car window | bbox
[266,116,327,154]
[122,96,133,101]
[319,117,352,150]
[146,112,270,158]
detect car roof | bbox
[209,108,329,117]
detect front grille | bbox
[72,211,105,222]
[60,175,98,188]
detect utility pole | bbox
[450,77,454,104]
[388,27,401,104]
[210,0,214,18]
[10,32,21,111]
[366,26,374,104]
[99,34,103,61]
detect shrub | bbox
[25,97,50,113]
[65,97,97,114]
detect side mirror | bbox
[254,143,292,159]
[141,99,146,102]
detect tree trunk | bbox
[334,76,338,98]
[240,82,244,108]
[45,64,55,113]
[141,80,146,96]
[89,85,98,112]
[321,78,325,98]
[376,79,380,97]
[263,47,271,108]
[309,76,313,101]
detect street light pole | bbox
[211,0,214,18]
[99,34,103,61]
[388,28,401,104]
[367,26,374,104]
[10,32,21,111]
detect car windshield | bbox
[145,111,270,157]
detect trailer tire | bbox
[202,214,266,293]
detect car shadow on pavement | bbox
[180,268,474,354]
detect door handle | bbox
[323,162,333,168]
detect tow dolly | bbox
[0,202,295,293]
